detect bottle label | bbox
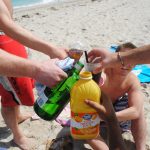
[74,63,82,71]
[71,112,100,135]
[56,57,74,71]
[37,93,48,107]
[35,82,46,96]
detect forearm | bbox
[121,45,150,66]
[116,107,139,122]
[106,116,127,150]
[0,16,55,56]
[0,50,38,78]
[84,97,127,150]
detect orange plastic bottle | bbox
[70,71,101,139]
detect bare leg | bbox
[131,108,146,150]
[1,105,35,150]
[16,106,31,124]
[87,136,109,150]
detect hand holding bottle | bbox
[85,92,116,122]
[34,58,68,88]
[34,59,84,121]
[70,72,101,140]
[34,42,85,121]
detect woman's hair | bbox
[115,42,137,52]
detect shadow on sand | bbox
[45,126,92,150]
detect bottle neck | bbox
[73,61,84,74]
[79,71,93,80]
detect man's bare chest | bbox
[101,81,129,102]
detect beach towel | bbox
[110,45,150,83]
[132,65,150,83]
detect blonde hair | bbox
[116,42,137,52]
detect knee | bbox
[132,110,140,119]
[1,106,15,115]
[132,107,145,120]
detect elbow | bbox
[132,108,140,120]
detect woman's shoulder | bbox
[126,72,141,89]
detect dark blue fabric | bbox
[113,94,131,132]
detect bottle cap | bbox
[79,71,92,80]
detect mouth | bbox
[121,67,131,71]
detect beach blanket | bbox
[110,45,150,83]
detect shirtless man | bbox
[88,43,146,150]
[0,0,68,149]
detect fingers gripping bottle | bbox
[70,72,101,139]
[34,58,84,121]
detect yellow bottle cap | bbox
[79,71,92,80]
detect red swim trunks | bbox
[0,34,35,107]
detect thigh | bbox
[0,77,35,107]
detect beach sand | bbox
[0,0,150,149]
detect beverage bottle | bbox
[69,41,85,60]
[70,71,101,139]
[34,60,84,121]
[35,57,75,97]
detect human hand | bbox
[88,49,117,73]
[85,92,116,122]
[34,58,68,88]
[49,46,69,59]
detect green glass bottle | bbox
[34,61,84,121]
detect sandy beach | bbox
[0,0,150,149]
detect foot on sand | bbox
[18,113,32,124]
[14,136,35,150]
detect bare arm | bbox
[88,45,150,73]
[121,45,150,66]
[86,93,127,150]
[0,50,67,87]
[0,50,37,77]
[116,76,143,122]
[0,0,67,59]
